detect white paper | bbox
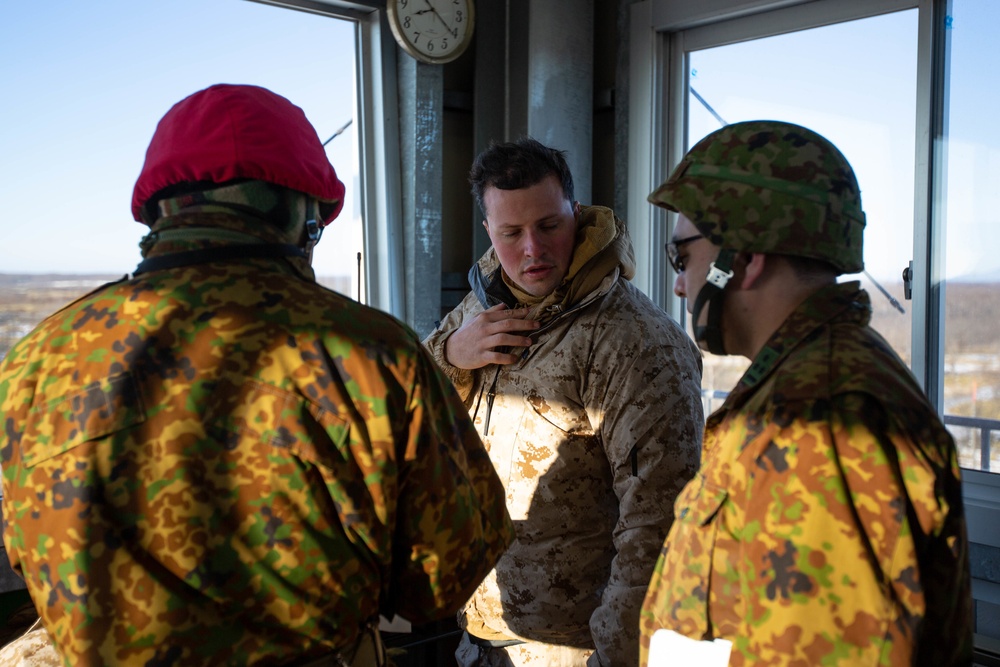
[648,628,732,667]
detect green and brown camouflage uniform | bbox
[0,202,514,666]
[639,282,972,666]
[641,120,972,666]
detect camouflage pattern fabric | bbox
[0,210,514,666]
[0,621,62,667]
[150,179,316,234]
[455,632,593,666]
[425,207,704,666]
[640,282,973,667]
[647,120,866,274]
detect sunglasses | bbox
[665,234,703,273]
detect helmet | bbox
[132,84,345,226]
[648,120,865,274]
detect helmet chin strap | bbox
[691,248,735,356]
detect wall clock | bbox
[387,0,475,65]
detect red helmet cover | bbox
[132,84,345,225]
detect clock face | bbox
[388,0,475,65]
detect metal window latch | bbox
[902,261,913,300]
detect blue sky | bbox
[688,11,918,287]
[2,1,997,283]
[0,0,358,275]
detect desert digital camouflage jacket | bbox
[640,281,973,667]
[0,210,514,666]
[425,206,704,666]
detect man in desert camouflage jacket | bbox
[424,138,704,666]
[639,120,972,666]
[0,84,513,666]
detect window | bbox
[641,0,1000,475]
[938,0,1000,473]
[681,10,918,415]
[0,0,376,361]
[629,0,1000,641]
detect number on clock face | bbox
[391,0,474,64]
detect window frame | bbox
[246,0,405,318]
[629,0,999,572]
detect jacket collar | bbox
[137,210,315,281]
[725,280,871,404]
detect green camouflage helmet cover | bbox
[648,120,865,274]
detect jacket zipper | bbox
[474,291,605,436]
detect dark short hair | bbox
[469,137,574,216]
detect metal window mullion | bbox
[662,0,918,50]
[911,0,951,404]
[355,12,405,318]
[628,1,664,308]
[662,33,688,326]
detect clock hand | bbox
[430,7,454,33]
[421,0,455,34]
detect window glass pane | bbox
[0,1,361,362]
[685,10,917,413]
[941,0,1000,472]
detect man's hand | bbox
[445,303,540,369]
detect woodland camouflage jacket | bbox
[425,206,704,666]
[640,281,973,667]
[0,210,514,666]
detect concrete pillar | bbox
[526,0,594,205]
[398,57,444,338]
[472,0,595,260]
